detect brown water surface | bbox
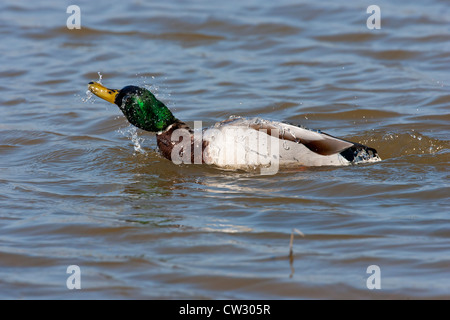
[0,0,449,299]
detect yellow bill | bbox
[88,82,119,104]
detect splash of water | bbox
[374,130,448,160]
[118,125,146,155]
[82,72,103,103]
[97,72,103,84]
[82,89,94,103]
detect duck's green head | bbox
[88,82,176,132]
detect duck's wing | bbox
[253,122,353,156]
[220,117,354,156]
[207,117,380,168]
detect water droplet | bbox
[119,125,146,154]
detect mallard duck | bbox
[88,82,380,171]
